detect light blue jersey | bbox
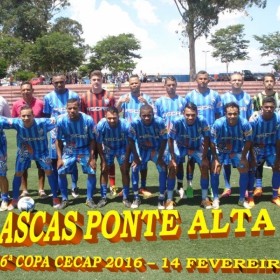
[211,116,252,154]
[221,91,254,119]
[56,113,95,156]
[120,93,153,123]
[185,89,222,127]
[154,95,185,132]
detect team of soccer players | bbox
[0,71,280,211]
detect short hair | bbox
[263,73,275,82]
[106,106,119,115]
[195,70,209,79]
[21,81,33,89]
[129,75,139,80]
[20,105,33,113]
[140,104,154,113]
[164,75,177,85]
[262,96,276,106]
[90,70,102,79]
[67,98,80,105]
[184,102,197,112]
[52,73,65,80]
[230,72,243,80]
[224,102,239,114]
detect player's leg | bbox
[20,169,29,197]
[176,159,187,199]
[139,168,153,197]
[71,163,79,198]
[35,160,47,199]
[120,156,131,208]
[269,155,280,206]
[108,162,117,193]
[0,176,9,211]
[221,164,232,197]
[254,159,265,197]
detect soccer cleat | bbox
[158,199,165,210]
[201,198,212,209]
[97,198,107,208]
[7,200,18,211]
[186,187,194,198]
[86,198,97,209]
[20,190,30,197]
[131,198,141,209]
[0,200,8,211]
[212,199,220,210]
[278,188,280,196]
[208,187,214,199]
[247,197,255,208]
[57,200,69,210]
[53,197,61,209]
[139,188,153,197]
[238,199,252,209]
[176,188,187,199]
[271,197,280,206]
[123,199,131,208]
[254,188,263,197]
[165,200,176,210]
[221,188,231,198]
[110,185,118,196]
[71,187,79,198]
[38,190,48,200]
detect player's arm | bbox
[156,139,167,170]
[88,139,97,171]
[116,94,129,113]
[240,140,252,171]
[128,137,141,166]
[210,141,220,174]
[201,136,210,169]
[80,93,87,114]
[55,139,64,170]
[167,138,177,171]
[2,99,11,117]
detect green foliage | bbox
[208,24,250,73]
[174,0,266,81]
[0,58,8,78]
[90,33,141,74]
[14,70,36,81]
[253,31,280,71]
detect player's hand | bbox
[132,156,141,167]
[239,158,249,172]
[122,94,130,103]
[156,158,166,171]
[211,159,221,174]
[138,93,147,104]
[274,159,280,171]
[88,158,97,171]
[249,111,259,122]
[201,158,210,170]
[168,159,177,172]
[57,158,64,170]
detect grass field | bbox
[1,130,280,280]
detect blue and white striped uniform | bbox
[5,118,55,171]
[169,115,210,164]
[250,113,280,166]
[0,117,8,176]
[185,89,222,127]
[211,116,252,166]
[96,118,129,166]
[120,93,153,123]
[221,91,254,119]
[56,113,95,174]
[43,89,80,158]
[154,95,185,132]
[128,116,168,171]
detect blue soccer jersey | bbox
[95,118,129,154]
[128,116,168,151]
[0,117,7,155]
[5,118,55,158]
[154,95,185,132]
[56,113,95,156]
[185,89,222,127]
[169,115,210,150]
[120,93,153,123]
[250,112,280,155]
[211,116,253,154]
[221,91,254,119]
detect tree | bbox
[208,24,250,74]
[253,31,280,72]
[90,33,141,74]
[174,0,266,81]
[0,59,8,79]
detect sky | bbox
[60,0,280,75]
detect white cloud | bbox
[166,19,182,34]
[277,6,280,20]
[67,0,157,50]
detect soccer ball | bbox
[17,197,35,212]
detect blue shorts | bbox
[132,149,168,173]
[255,154,276,167]
[174,148,204,166]
[58,154,95,175]
[215,152,242,168]
[0,152,7,176]
[104,151,126,166]
[49,129,58,159]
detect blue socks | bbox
[223,166,231,189]
[239,173,249,200]
[12,176,21,201]
[87,176,96,200]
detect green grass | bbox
[1,130,280,280]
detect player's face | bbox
[53,76,66,93]
[262,102,275,119]
[225,106,239,126]
[230,74,243,90]
[106,111,119,128]
[183,108,197,125]
[90,75,102,91]
[196,74,209,89]
[20,109,34,127]
[129,77,141,94]
[140,109,153,126]
[67,101,80,120]
[263,76,275,90]
[21,84,33,100]
[165,80,177,96]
